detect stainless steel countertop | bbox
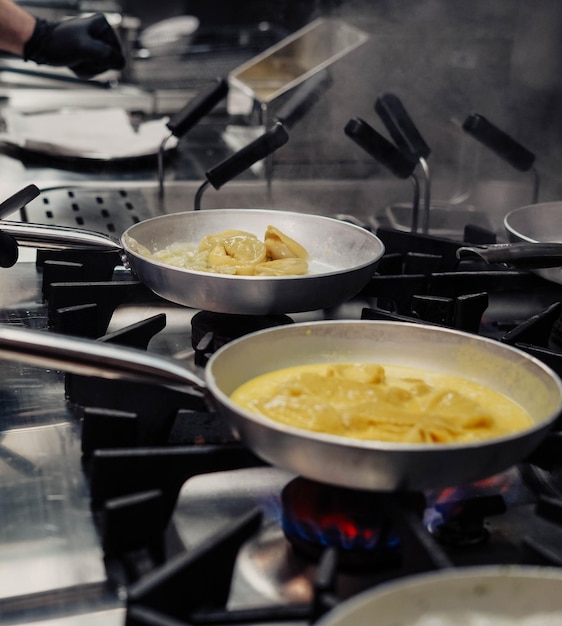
[0,262,125,624]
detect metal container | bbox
[227,18,369,115]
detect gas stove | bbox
[3,223,562,625]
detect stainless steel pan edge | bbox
[1,209,385,315]
[206,320,562,491]
[504,201,562,285]
[315,565,562,625]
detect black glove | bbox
[23,13,126,79]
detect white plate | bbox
[140,16,199,49]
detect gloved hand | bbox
[23,13,125,79]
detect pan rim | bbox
[206,319,562,453]
[315,564,562,626]
[121,208,385,280]
[504,201,562,244]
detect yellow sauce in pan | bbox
[230,362,533,444]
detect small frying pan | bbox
[457,201,562,285]
[1,209,384,315]
[0,320,559,491]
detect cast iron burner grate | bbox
[191,311,294,365]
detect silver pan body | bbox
[206,320,562,491]
[121,209,384,314]
[504,201,562,284]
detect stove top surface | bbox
[2,241,562,625]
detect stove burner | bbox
[429,513,490,546]
[281,478,402,570]
[425,479,508,548]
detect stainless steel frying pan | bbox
[1,209,384,315]
[457,201,562,284]
[0,320,559,492]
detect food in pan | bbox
[230,362,533,444]
[126,226,309,276]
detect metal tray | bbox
[227,18,368,113]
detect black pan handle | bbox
[205,122,289,190]
[0,230,18,268]
[457,242,562,269]
[166,78,229,139]
[344,117,416,178]
[0,183,40,219]
[462,114,535,172]
[374,93,430,161]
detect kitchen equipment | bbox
[315,565,562,625]
[0,184,40,219]
[4,215,562,624]
[1,209,385,314]
[344,116,421,231]
[463,113,539,203]
[0,184,40,268]
[158,78,229,199]
[505,201,562,283]
[0,76,229,164]
[375,93,432,234]
[227,18,368,116]
[456,201,562,284]
[0,320,560,492]
[138,15,200,55]
[0,107,178,161]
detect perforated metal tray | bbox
[21,186,158,236]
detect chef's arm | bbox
[0,0,125,78]
[0,0,35,56]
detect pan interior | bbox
[208,320,562,449]
[121,209,384,277]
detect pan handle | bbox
[205,122,289,190]
[0,184,40,219]
[462,114,535,172]
[457,242,562,269]
[344,117,417,179]
[374,93,431,161]
[0,230,18,268]
[0,325,206,391]
[166,78,229,138]
[0,220,122,251]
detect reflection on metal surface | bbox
[0,262,114,623]
[235,523,316,606]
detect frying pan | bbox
[0,320,560,491]
[0,209,384,315]
[315,565,562,625]
[457,201,562,285]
